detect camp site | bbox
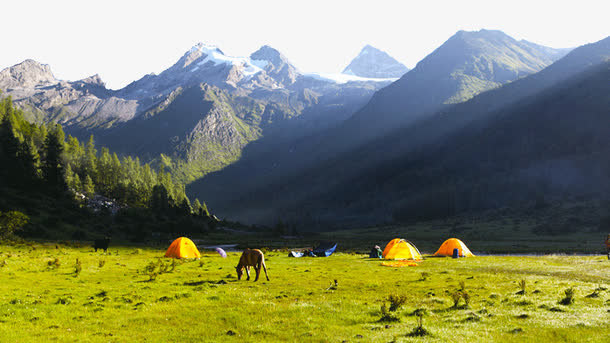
[0,224,608,342]
[1,4,610,341]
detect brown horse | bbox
[236,248,269,281]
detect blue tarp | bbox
[312,242,337,257]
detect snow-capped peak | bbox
[342,45,409,78]
[190,43,224,56]
[188,42,267,77]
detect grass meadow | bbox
[0,243,608,342]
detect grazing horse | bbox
[236,248,269,281]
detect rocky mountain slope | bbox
[0,60,136,128]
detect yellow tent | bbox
[382,238,422,260]
[164,237,201,259]
[434,238,474,257]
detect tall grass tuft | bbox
[451,291,462,308]
[450,289,470,309]
[459,280,466,291]
[516,279,526,295]
[74,258,82,276]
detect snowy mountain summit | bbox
[342,45,409,78]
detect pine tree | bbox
[179,198,192,216]
[64,163,75,190]
[42,124,66,192]
[1,113,20,163]
[193,198,202,216]
[73,173,82,192]
[200,201,210,217]
[96,147,112,194]
[83,135,97,181]
[83,174,95,197]
[20,137,40,182]
[150,184,169,214]
[110,152,122,197]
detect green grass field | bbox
[0,243,608,342]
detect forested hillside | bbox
[0,95,215,241]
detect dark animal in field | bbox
[93,237,110,252]
[236,248,269,281]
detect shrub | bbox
[47,257,60,270]
[0,211,29,238]
[379,305,400,322]
[585,286,606,298]
[142,259,177,281]
[559,287,575,305]
[144,261,159,281]
[379,294,408,322]
[406,308,431,337]
[387,294,408,312]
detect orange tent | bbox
[164,237,201,259]
[382,238,422,260]
[434,238,474,257]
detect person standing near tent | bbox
[605,234,610,260]
[369,245,383,258]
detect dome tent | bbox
[434,238,474,257]
[382,238,422,260]
[165,237,201,259]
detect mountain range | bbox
[0,43,397,181]
[3,29,607,229]
[187,30,585,224]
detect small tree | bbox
[0,210,29,238]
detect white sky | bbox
[1,0,608,90]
